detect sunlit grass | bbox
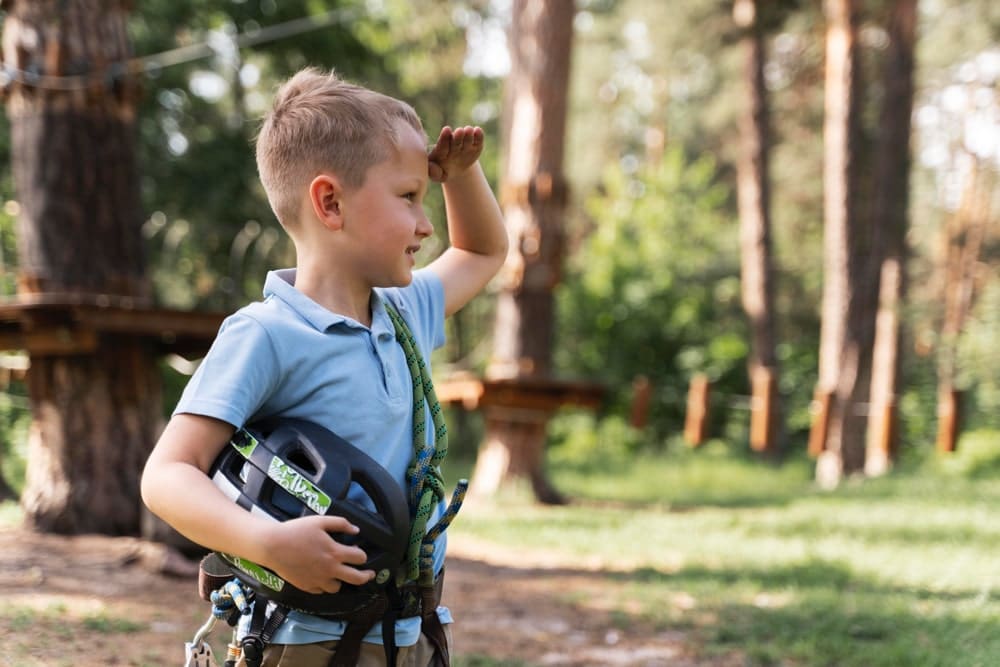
[448,447,1000,667]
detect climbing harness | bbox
[184,576,254,667]
[184,301,466,667]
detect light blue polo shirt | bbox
[174,267,452,646]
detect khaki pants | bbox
[238,625,452,667]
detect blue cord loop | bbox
[210,579,253,624]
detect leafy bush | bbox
[555,147,747,446]
[930,429,1000,478]
[0,378,31,494]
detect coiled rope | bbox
[385,302,468,586]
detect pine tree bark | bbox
[813,0,869,488]
[2,0,163,535]
[734,0,780,455]
[865,0,917,476]
[470,0,574,504]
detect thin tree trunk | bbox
[813,0,868,488]
[3,0,162,535]
[471,0,575,504]
[734,0,780,455]
[865,0,917,476]
[936,160,992,453]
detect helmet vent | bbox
[286,448,318,475]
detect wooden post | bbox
[936,387,962,453]
[807,389,834,457]
[629,375,652,429]
[748,365,778,453]
[865,395,897,475]
[684,374,711,447]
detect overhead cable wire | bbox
[0,6,360,91]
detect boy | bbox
[141,67,507,666]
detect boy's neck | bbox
[293,265,374,327]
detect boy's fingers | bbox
[335,566,376,587]
[316,515,360,534]
[429,126,453,158]
[333,541,369,566]
[428,135,451,164]
[428,161,446,181]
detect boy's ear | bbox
[308,174,345,230]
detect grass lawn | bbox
[446,442,1000,667]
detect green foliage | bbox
[930,429,1000,478]
[0,200,17,298]
[131,1,391,311]
[0,376,30,494]
[957,280,1000,431]
[124,0,502,330]
[556,146,747,445]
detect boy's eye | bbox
[402,192,416,202]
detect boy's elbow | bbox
[139,463,158,513]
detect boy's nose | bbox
[416,211,433,237]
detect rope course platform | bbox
[434,372,605,413]
[0,293,224,357]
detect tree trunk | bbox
[865,0,917,476]
[734,0,780,455]
[3,0,163,535]
[935,160,992,453]
[813,0,869,488]
[471,0,574,503]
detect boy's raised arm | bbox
[426,125,508,317]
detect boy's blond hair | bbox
[255,68,424,227]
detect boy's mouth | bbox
[406,244,420,256]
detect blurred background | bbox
[1,0,994,493]
[0,1,997,665]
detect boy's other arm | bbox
[426,125,508,317]
[141,413,374,593]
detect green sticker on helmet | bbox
[267,456,332,515]
[231,430,259,458]
[221,553,286,592]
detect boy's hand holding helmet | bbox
[260,514,374,594]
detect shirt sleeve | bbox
[173,312,281,428]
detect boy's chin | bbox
[379,272,414,288]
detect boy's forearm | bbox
[141,413,280,568]
[442,162,508,260]
[142,460,277,564]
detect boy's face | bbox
[339,122,433,288]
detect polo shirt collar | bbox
[262,269,397,336]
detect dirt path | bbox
[0,527,730,667]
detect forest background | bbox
[0,1,997,666]
[0,0,997,515]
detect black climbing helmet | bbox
[208,418,410,616]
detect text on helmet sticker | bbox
[220,553,286,592]
[267,456,332,515]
